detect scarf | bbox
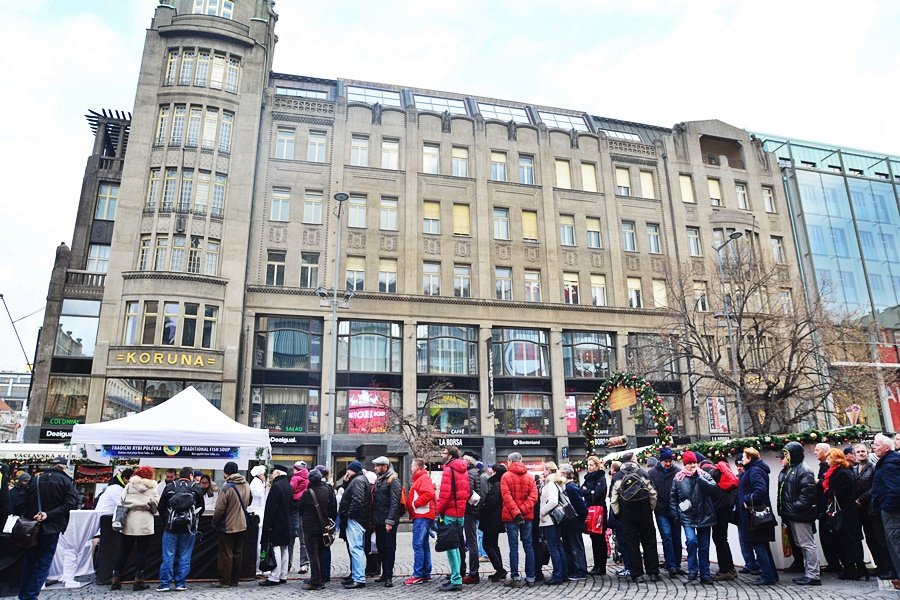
[822,464,838,493]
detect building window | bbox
[779,288,793,315]
[555,159,571,188]
[452,203,470,236]
[422,143,440,174]
[478,103,530,123]
[154,236,169,270]
[493,208,510,240]
[380,197,398,231]
[590,275,607,306]
[694,282,709,312]
[495,267,512,300]
[336,389,401,434]
[494,393,551,435]
[559,214,576,246]
[252,387,321,433]
[679,174,695,203]
[771,236,786,264]
[563,272,580,304]
[161,301,180,345]
[652,279,668,308]
[490,328,550,377]
[524,270,542,302]
[422,201,441,234]
[581,163,597,192]
[54,299,100,357]
[87,244,110,273]
[736,183,749,210]
[539,111,588,131]
[212,174,226,217]
[562,331,615,379]
[519,155,535,184]
[381,139,399,169]
[205,240,219,276]
[45,376,89,426]
[303,191,322,224]
[225,57,240,93]
[164,51,179,87]
[640,171,655,199]
[155,106,170,145]
[266,251,286,286]
[346,256,365,291]
[123,302,140,345]
[378,258,397,293]
[271,188,290,221]
[454,265,471,298]
[276,87,327,99]
[584,217,602,249]
[451,147,468,177]
[145,169,160,210]
[162,168,177,211]
[350,134,369,166]
[300,252,319,288]
[415,324,478,376]
[95,183,119,220]
[522,210,539,242]
[346,86,402,107]
[138,236,151,270]
[708,178,722,206]
[413,95,467,115]
[687,227,702,257]
[348,195,367,228]
[170,105,186,145]
[177,169,193,211]
[417,391,479,434]
[201,108,218,149]
[307,131,326,162]
[192,0,234,19]
[622,221,637,252]
[337,320,402,372]
[627,277,643,308]
[194,50,209,86]
[615,167,631,196]
[647,223,661,254]
[423,262,441,296]
[763,186,776,213]
[490,152,507,181]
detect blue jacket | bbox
[563,481,588,531]
[872,450,900,513]
[735,458,775,543]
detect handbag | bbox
[585,505,605,535]
[825,496,844,533]
[11,474,41,548]
[747,500,777,530]
[435,467,464,552]
[259,533,277,572]
[549,484,577,525]
[309,487,336,547]
[112,504,128,532]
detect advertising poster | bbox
[706,396,729,435]
[347,389,389,433]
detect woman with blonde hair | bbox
[538,465,568,584]
[580,456,608,575]
[735,447,778,585]
[822,448,867,580]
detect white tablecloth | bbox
[47,510,102,587]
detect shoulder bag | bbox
[747,497,777,530]
[435,469,465,552]
[310,487,337,547]
[11,473,42,548]
[825,496,844,533]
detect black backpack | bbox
[166,481,198,533]
[619,470,651,503]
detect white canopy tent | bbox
[69,386,271,470]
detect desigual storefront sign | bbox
[40,428,74,441]
[110,349,219,368]
[269,434,321,446]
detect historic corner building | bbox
[27,0,821,469]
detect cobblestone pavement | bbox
[27,532,899,600]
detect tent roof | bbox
[70,386,270,449]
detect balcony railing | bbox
[66,270,106,288]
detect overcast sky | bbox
[1,0,899,370]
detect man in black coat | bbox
[15,457,79,600]
[777,442,820,586]
[647,447,683,577]
[853,443,893,577]
[259,466,292,586]
[371,456,402,587]
[339,461,371,589]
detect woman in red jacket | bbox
[405,458,436,585]
[434,446,470,591]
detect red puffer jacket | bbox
[407,468,436,520]
[435,458,469,518]
[500,461,538,522]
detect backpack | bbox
[714,461,739,492]
[618,470,651,503]
[166,481,198,533]
[387,473,407,517]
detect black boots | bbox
[110,571,122,591]
[133,570,149,591]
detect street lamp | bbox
[321,192,349,468]
[713,231,745,436]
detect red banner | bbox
[347,390,389,434]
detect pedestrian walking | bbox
[110,466,159,591]
[435,446,469,591]
[777,442,820,586]
[298,468,336,590]
[372,456,402,587]
[559,463,587,581]
[405,458,436,586]
[610,452,660,582]
[157,466,204,592]
[735,448,778,586]
[670,451,716,584]
[478,463,507,582]
[211,461,252,588]
[339,461,371,589]
[258,466,292,587]
[538,466,567,585]
[822,448,867,580]
[500,451,538,588]
[871,433,900,589]
[579,456,608,576]
[648,447,683,577]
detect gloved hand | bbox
[514,514,524,525]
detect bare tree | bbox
[383,379,455,460]
[654,245,876,435]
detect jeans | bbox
[160,531,196,588]
[477,528,486,558]
[18,532,60,600]
[682,526,711,578]
[345,519,367,583]
[374,524,397,579]
[561,524,587,578]
[787,521,820,580]
[504,520,535,582]
[737,523,758,570]
[411,518,433,578]
[881,511,900,577]
[444,516,464,585]
[750,542,778,583]
[542,524,566,581]
[464,515,479,575]
[656,514,682,571]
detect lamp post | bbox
[320,192,349,468]
[714,231,745,436]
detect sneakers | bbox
[155,586,170,593]
[616,568,631,578]
[174,585,186,592]
[479,555,491,562]
[462,575,479,584]
[404,577,427,585]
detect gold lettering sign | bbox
[114,351,217,368]
[608,386,637,411]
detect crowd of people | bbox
[5,430,900,597]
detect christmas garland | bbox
[582,371,673,454]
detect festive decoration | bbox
[582,371,672,454]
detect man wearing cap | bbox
[8,472,32,515]
[371,456,402,587]
[339,461,371,589]
[777,441,820,586]
[648,447,684,577]
[212,461,252,588]
[669,451,716,584]
[15,457,79,600]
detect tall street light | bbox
[320,191,349,468]
[714,231,745,437]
